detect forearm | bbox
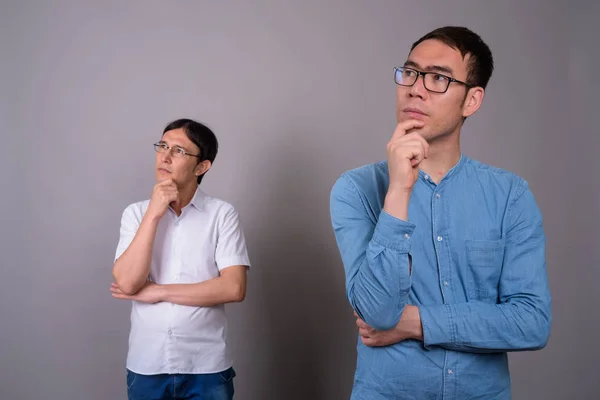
[383,188,411,221]
[159,277,246,307]
[112,214,159,294]
[350,189,412,330]
[347,211,414,331]
[331,176,414,331]
[420,299,551,352]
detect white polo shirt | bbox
[114,187,250,375]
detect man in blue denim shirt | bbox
[330,26,551,399]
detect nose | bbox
[408,73,428,99]
[160,149,173,163]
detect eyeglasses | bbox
[153,142,201,159]
[394,66,472,93]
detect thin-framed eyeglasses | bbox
[153,142,202,159]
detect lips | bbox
[157,167,171,173]
[403,107,428,117]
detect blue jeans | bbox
[126,368,236,400]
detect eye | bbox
[403,69,416,78]
[159,143,169,150]
[433,74,448,82]
[174,147,186,156]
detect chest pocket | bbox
[465,239,505,302]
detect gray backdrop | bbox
[1,1,598,399]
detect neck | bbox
[420,132,462,184]
[171,182,198,216]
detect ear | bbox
[195,160,212,177]
[462,87,485,118]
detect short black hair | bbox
[162,118,218,184]
[411,26,494,89]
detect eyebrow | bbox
[404,60,454,75]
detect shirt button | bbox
[437,236,443,242]
[448,369,453,375]
[172,275,178,281]
[444,281,449,286]
[424,174,430,180]
[404,233,410,239]
[167,329,172,335]
[435,193,441,199]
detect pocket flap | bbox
[465,239,505,266]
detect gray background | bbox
[1,0,598,399]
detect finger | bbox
[414,147,427,165]
[155,179,173,189]
[356,319,369,329]
[111,293,132,300]
[402,133,429,148]
[410,152,426,167]
[390,120,426,141]
[167,191,179,200]
[161,193,178,203]
[111,282,119,288]
[391,119,426,140]
[361,336,375,346]
[359,325,376,335]
[387,139,426,160]
[159,186,178,194]
[397,144,426,165]
[159,186,177,194]
[353,311,358,318]
[158,190,178,203]
[359,328,371,337]
[161,193,177,203]
[406,132,430,159]
[110,287,122,294]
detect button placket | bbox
[432,188,451,302]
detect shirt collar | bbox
[189,186,206,211]
[418,153,466,183]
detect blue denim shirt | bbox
[330,155,551,400]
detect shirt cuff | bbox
[217,256,251,271]
[371,210,416,252]
[420,304,455,348]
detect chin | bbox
[156,170,172,179]
[157,175,173,183]
[424,130,455,143]
[416,131,434,142]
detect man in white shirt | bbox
[111,118,250,400]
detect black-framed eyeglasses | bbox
[153,142,201,159]
[394,66,472,93]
